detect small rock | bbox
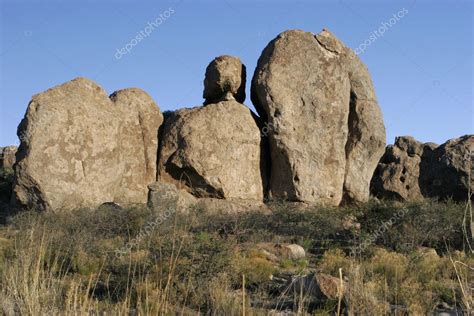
[98,202,123,211]
[342,215,361,231]
[415,246,439,260]
[147,181,196,213]
[256,243,306,261]
[277,272,347,302]
[203,55,246,104]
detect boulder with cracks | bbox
[251,29,386,205]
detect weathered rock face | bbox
[251,29,385,205]
[203,55,246,104]
[338,49,386,202]
[0,146,17,169]
[371,136,432,201]
[423,135,473,200]
[158,100,266,201]
[251,30,350,205]
[371,135,473,201]
[110,88,163,204]
[12,78,163,211]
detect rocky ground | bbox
[0,180,471,314]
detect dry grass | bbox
[0,198,471,315]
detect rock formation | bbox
[251,29,386,205]
[203,55,246,104]
[12,78,163,211]
[0,146,17,169]
[158,100,266,201]
[110,88,163,204]
[9,28,470,212]
[157,55,267,201]
[371,136,436,201]
[423,135,473,200]
[371,135,473,201]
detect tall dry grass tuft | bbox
[0,225,97,314]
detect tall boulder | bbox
[158,100,266,201]
[110,88,163,204]
[251,29,385,205]
[12,78,163,211]
[0,146,17,169]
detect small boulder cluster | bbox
[1,29,472,213]
[371,135,473,201]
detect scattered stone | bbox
[256,243,306,262]
[342,214,361,232]
[279,272,347,302]
[0,146,17,169]
[147,181,196,213]
[98,202,123,212]
[415,246,439,260]
[203,55,246,104]
[158,100,267,201]
[12,78,163,211]
[252,29,385,205]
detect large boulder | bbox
[422,135,473,200]
[12,78,163,211]
[0,146,17,169]
[251,29,385,205]
[157,100,266,201]
[371,136,434,201]
[110,88,163,204]
[372,135,473,201]
[203,55,246,105]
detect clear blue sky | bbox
[1,0,472,146]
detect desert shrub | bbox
[317,248,352,277]
[0,199,470,314]
[356,199,466,253]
